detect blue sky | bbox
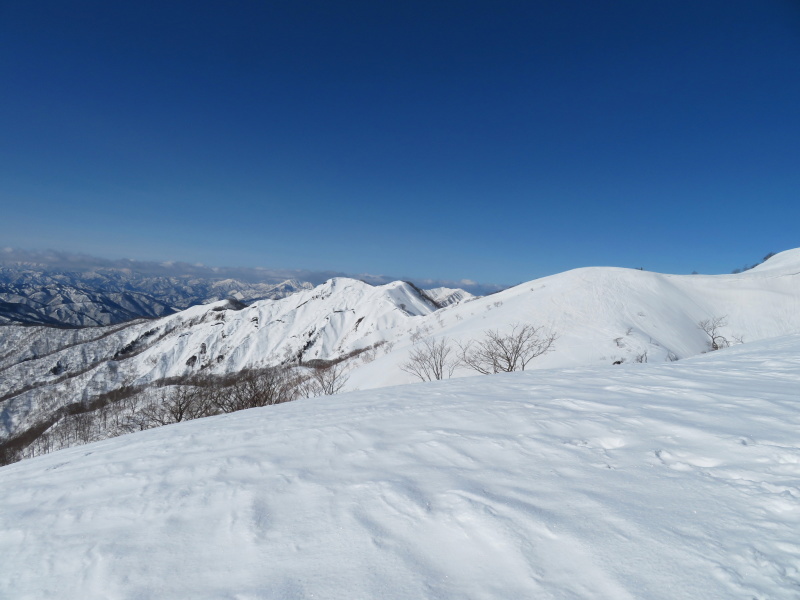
[1,1,798,287]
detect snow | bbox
[0,259,315,326]
[0,279,439,439]
[2,249,800,452]
[424,286,476,306]
[1,335,799,598]
[750,249,800,274]
[349,248,800,390]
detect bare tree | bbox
[459,324,557,374]
[360,346,377,364]
[213,367,301,413]
[139,385,216,427]
[698,316,730,351]
[306,362,349,397]
[401,337,457,382]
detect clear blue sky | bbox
[1,1,798,286]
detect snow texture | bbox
[1,335,799,598]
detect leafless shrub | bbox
[212,367,301,413]
[305,362,349,397]
[401,337,458,382]
[698,316,730,351]
[458,324,557,375]
[139,386,216,427]
[3,365,312,465]
[360,346,377,364]
[634,351,648,363]
[282,345,300,365]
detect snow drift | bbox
[1,335,799,598]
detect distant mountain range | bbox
[0,266,314,326]
[0,248,477,327]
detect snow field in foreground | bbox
[1,335,799,599]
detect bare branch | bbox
[305,362,349,397]
[401,337,457,382]
[458,324,557,374]
[698,316,729,351]
[212,367,302,412]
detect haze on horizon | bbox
[1,1,798,283]
[0,245,500,295]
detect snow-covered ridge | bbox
[1,249,799,457]
[423,286,475,307]
[0,278,440,441]
[2,335,799,598]
[748,247,800,274]
[349,247,800,388]
[0,249,478,326]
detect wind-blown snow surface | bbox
[2,336,799,599]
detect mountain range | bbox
[1,247,798,463]
[0,248,486,326]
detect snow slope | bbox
[1,335,799,599]
[424,286,475,307]
[349,247,800,389]
[2,249,799,455]
[0,278,439,440]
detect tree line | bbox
[1,361,350,465]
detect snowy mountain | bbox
[423,286,475,307]
[0,248,481,326]
[0,265,314,326]
[0,278,441,451]
[348,247,800,390]
[1,248,799,461]
[0,274,176,326]
[2,334,799,599]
